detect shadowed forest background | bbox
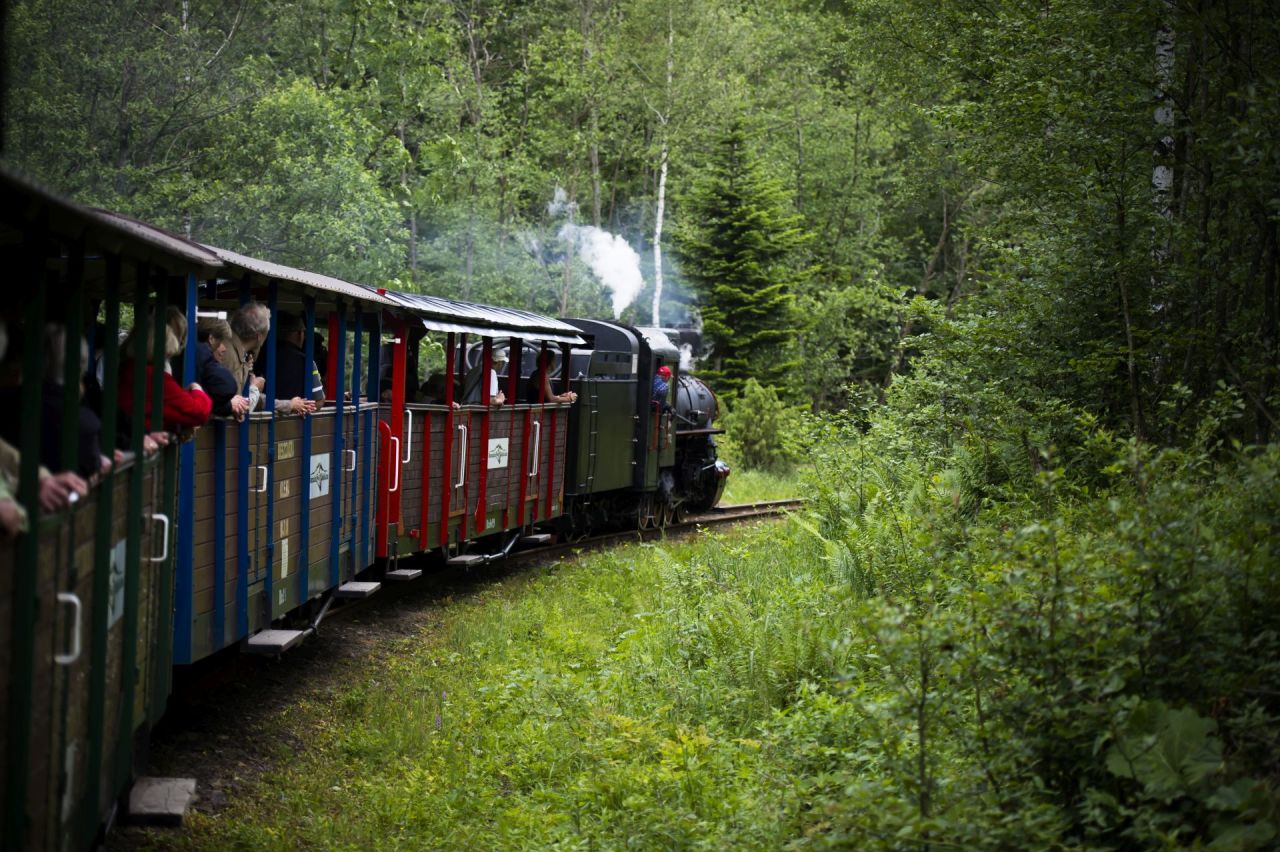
[6,1,1280,847]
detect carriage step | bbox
[520,534,552,545]
[335,581,381,599]
[127,777,197,827]
[385,568,422,582]
[446,553,487,567]
[245,629,306,655]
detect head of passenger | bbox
[198,318,234,364]
[43,323,90,388]
[492,350,508,375]
[229,302,267,362]
[277,311,306,349]
[125,306,187,369]
[657,366,671,381]
[229,301,270,353]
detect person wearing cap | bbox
[652,364,672,406]
[489,349,507,406]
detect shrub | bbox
[719,379,804,473]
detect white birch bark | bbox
[651,9,674,327]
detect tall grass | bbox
[152,519,862,850]
[719,467,800,504]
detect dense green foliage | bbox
[718,379,803,473]
[140,423,1277,848]
[797,386,1280,847]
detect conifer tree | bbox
[675,123,810,398]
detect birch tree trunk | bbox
[651,8,674,327]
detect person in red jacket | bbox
[118,306,212,440]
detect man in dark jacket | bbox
[273,312,324,416]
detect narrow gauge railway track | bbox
[476,498,806,568]
[552,498,809,556]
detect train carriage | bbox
[172,247,397,659]
[0,169,222,851]
[371,291,586,567]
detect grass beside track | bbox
[719,467,800,504]
[147,515,863,849]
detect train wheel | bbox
[637,496,654,530]
[660,502,675,528]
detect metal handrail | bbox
[530,420,542,478]
[456,424,469,488]
[389,438,401,492]
[148,513,170,562]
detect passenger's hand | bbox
[231,395,251,419]
[288,397,315,416]
[492,391,506,406]
[251,376,266,391]
[113,448,127,466]
[39,472,88,512]
[0,499,25,538]
[187,381,204,393]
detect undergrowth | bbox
[148,394,1279,849]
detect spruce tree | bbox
[675,123,810,398]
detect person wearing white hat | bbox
[489,349,507,406]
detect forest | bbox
[5,0,1280,847]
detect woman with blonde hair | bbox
[118,305,212,436]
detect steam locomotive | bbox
[0,169,728,849]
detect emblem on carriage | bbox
[488,438,510,470]
[310,453,331,498]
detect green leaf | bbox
[1106,700,1223,802]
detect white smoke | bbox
[558,223,644,318]
[679,342,695,371]
[546,187,579,219]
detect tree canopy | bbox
[1,0,1275,439]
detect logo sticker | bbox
[310,453,331,499]
[487,438,509,470]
